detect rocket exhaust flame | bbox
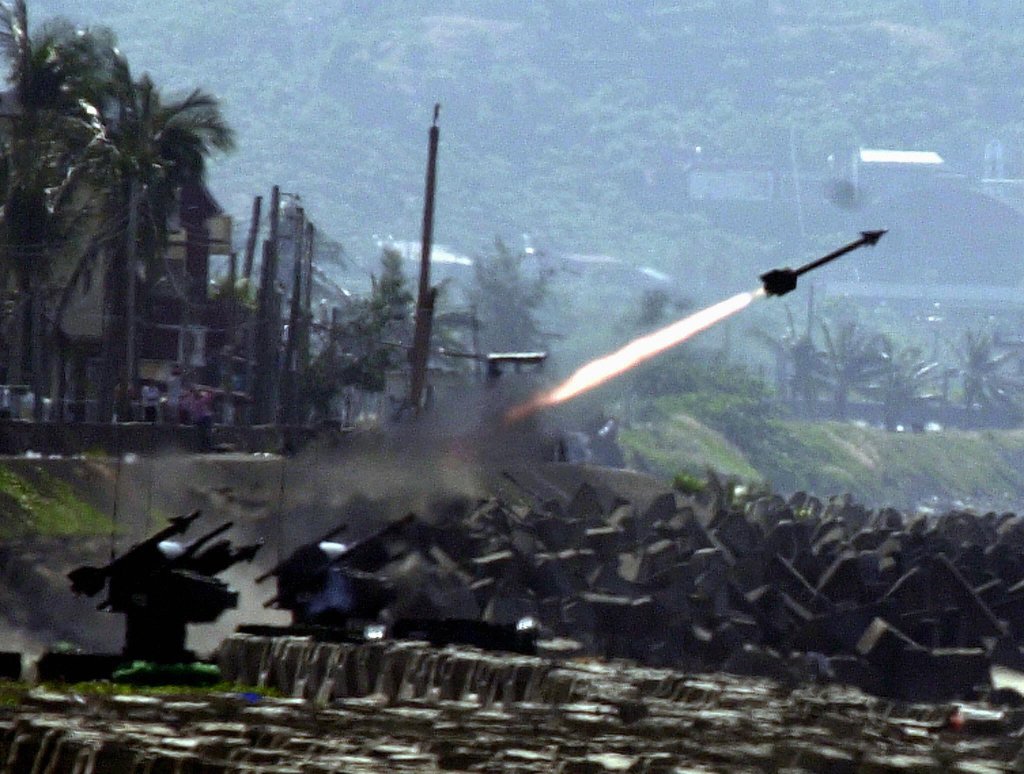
[506,287,765,424]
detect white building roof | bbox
[858,148,945,166]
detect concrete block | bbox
[856,617,926,668]
[567,482,608,522]
[606,503,638,539]
[816,551,869,604]
[765,554,829,613]
[811,518,847,554]
[584,525,627,558]
[527,553,579,598]
[929,554,1006,643]
[851,529,891,552]
[872,507,905,531]
[470,549,517,579]
[690,548,730,599]
[828,655,885,696]
[793,601,896,655]
[642,491,679,530]
[617,550,642,584]
[527,517,564,551]
[722,644,793,684]
[642,538,681,580]
[0,651,21,680]
[764,520,809,562]
[895,648,989,703]
[710,511,762,558]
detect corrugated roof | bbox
[859,148,945,165]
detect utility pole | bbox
[280,208,306,425]
[407,104,441,415]
[242,195,262,281]
[299,221,315,375]
[222,250,239,424]
[471,304,482,382]
[253,186,281,424]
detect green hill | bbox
[29,1,1024,275]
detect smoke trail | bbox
[506,288,765,423]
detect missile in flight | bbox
[760,229,887,297]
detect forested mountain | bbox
[29,1,1024,283]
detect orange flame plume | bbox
[505,288,765,424]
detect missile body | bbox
[760,230,886,297]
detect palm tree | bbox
[89,58,234,419]
[958,330,1021,426]
[819,319,887,420]
[865,336,938,431]
[752,305,827,417]
[0,1,115,417]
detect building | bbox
[59,181,239,420]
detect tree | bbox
[301,248,413,420]
[0,1,115,417]
[819,319,886,420]
[89,57,234,419]
[865,336,938,431]
[958,330,1022,425]
[752,305,827,417]
[470,239,548,354]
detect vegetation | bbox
[34,680,284,700]
[470,239,549,354]
[0,1,118,415]
[0,2,234,422]
[622,410,1024,511]
[89,61,234,419]
[0,681,28,705]
[26,2,1024,266]
[0,463,112,538]
[3,2,1024,508]
[111,661,221,687]
[302,247,413,416]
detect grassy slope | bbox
[3,419,1024,537]
[621,414,1024,511]
[0,460,113,539]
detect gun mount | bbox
[245,512,538,655]
[256,514,415,627]
[68,510,262,663]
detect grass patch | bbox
[0,464,114,538]
[623,405,1024,509]
[620,416,761,484]
[0,681,30,706]
[672,471,706,495]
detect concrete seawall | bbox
[0,419,318,456]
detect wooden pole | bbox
[223,250,239,424]
[408,104,441,415]
[300,221,315,375]
[471,304,482,382]
[242,195,262,281]
[280,208,306,425]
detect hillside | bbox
[622,412,1024,512]
[29,1,1024,281]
